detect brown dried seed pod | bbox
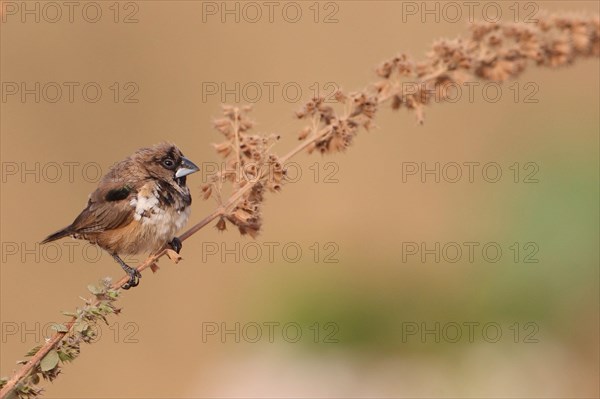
[215,217,227,231]
[213,141,232,158]
[200,184,213,200]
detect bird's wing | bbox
[70,180,140,234]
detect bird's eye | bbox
[162,158,175,169]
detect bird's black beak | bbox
[175,156,200,178]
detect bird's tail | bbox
[41,226,72,244]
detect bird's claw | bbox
[169,237,182,254]
[122,268,141,290]
[111,253,142,290]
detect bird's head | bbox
[135,143,200,186]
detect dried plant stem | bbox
[2,12,599,399]
[0,330,66,397]
[281,128,329,163]
[0,124,331,399]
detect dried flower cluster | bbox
[202,106,285,237]
[295,92,377,154]
[374,12,600,123]
[198,12,600,237]
[200,92,379,238]
[2,11,598,399]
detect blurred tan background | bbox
[1,1,598,398]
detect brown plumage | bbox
[42,143,199,289]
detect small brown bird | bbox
[42,143,199,289]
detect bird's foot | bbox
[122,267,142,290]
[169,237,182,254]
[112,253,142,290]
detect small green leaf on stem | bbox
[40,350,59,372]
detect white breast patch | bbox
[129,185,190,252]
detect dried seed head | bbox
[200,184,213,200]
[216,217,227,231]
[204,12,599,239]
[298,126,311,140]
[371,12,598,123]
[213,118,232,137]
[206,106,289,237]
[213,141,232,158]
